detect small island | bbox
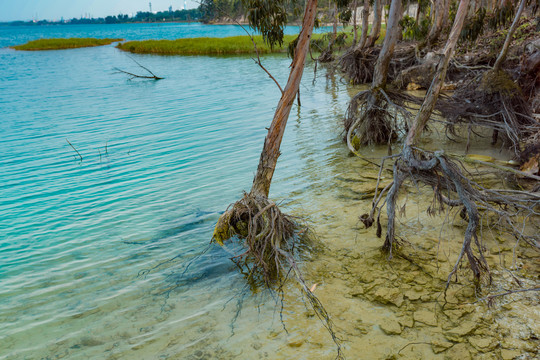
[116,34,325,55]
[11,38,124,51]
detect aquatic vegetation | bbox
[117,34,326,55]
[11,38,123,50]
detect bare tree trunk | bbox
[441,0,450,29]
[382,0,482,279]
[406,0,471,146]
[356,0,371,49]
[366,0,383,47]
[427,0,444,45]
[372,0,403,88]
[250,0,318,197]
[493,0,526,72]
[353,0,358,45]
[333,2,338,42]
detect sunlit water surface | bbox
[0,23,353,359]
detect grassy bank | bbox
[117,35,306,55]
[116,30,381,56]
[11,38,124,51]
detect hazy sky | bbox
[0,0,199,22]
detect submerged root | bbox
[366,146,540,289]
[438,69,539,156]
[213,192,344,359]
[344,87,415,147]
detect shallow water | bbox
[1,24,538,360]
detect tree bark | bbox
[427,0,445,45]
[366,0,383,47]
[355,0,371,49]
[493,0,526,72]
[406,0,471,146]
[372,0,403,88]
[441,0,450,29]
[250,0,318,197]
[353,0,358,45]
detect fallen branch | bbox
[115,56,163,80]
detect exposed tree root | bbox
[437,69,539,156]
[344,87,415,147]
[363,146,540,290]
[212,192,344,359]
[213,192,298,286]
[338,47,380,84]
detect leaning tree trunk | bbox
[406,0,471,145]
[366,0,383,47]
[250,0,318,197]
[344,0,406,146]
[372,0,403,88]
[493,0,526,72]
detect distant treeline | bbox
[198,0,304,24]
[4,9,202,26]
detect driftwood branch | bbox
[115,56,163,80]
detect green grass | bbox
[117,34,327,55]
[11,38,124,51]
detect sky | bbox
[0,0,200,22]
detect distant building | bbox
[169,6,173,13]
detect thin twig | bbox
[473,287,540,304]
[66,139,83,161]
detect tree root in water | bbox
[363,146,540,290]
[213,192,344,359]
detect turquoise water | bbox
[0,23,352,359]
[0,22,336,48]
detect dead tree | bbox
[493,0,526,72]
[337,0,376,84]
[212,2,345,356]
[213,0,317,278]
[343,0,414,146]
[438,0,537,155]
[365,0,539,289]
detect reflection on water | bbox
[1,28,538,359]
